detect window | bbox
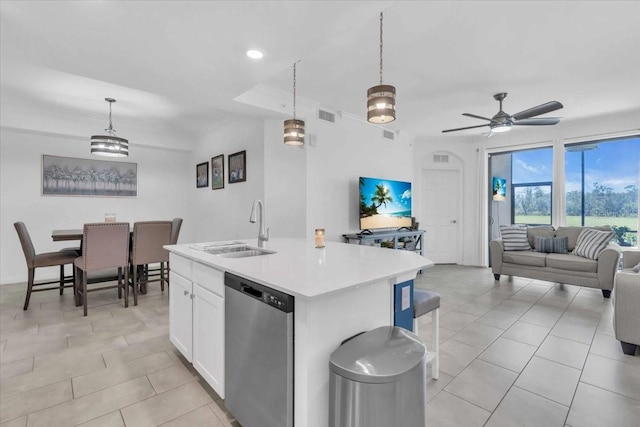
[565,136,640,246]
[512,147,553,225]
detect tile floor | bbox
[1,265,639,426]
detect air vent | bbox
[433,154,449,163]
[318,109,335,123]
[383,130,395,140]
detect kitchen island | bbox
[165,238,431,427]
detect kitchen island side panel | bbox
[293,278,393,427]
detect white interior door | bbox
[421,169,460,264]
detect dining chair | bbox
[144,217,182,282]
[171,217,183,244]
[129,221,172,305]
[14,222,78,310]
[74,222,130,316]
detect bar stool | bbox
[414,289,440,380]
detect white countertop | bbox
[165,238,432,299]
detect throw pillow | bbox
[534,236,569,254]
[633,262,640,273]
[573,228,614,260]
[500,225,531,251]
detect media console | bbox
[342,229,425,257]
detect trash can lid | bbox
[329,326,427,384]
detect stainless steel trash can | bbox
[329,326,427,427]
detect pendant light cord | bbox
[293,62,297,119]
[108,101,114,132]
[379,11,383,85]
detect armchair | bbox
[613,250,640,355]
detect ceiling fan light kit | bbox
[90,98,129,157]
[442,92,563,134]
[284,61,305,146]
[367,12,396,124]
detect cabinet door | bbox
[193,283,225,398]
[169,271,193,362]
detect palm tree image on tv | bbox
[359,177,412,230]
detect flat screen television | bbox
[359,176,412,231]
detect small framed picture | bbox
[211,154,224,190]
[196,162,209,188]
[228,150,246,184]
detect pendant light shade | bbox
[91,98,129,157]
[284,62,304,146]
[367,12,396,124]
[284,119,305,146]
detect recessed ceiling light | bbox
[246,49,264,60]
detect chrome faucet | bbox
[249,199,269,248]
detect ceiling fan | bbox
[442,93,563,134]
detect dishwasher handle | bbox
[241,284,263,299]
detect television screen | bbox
[359,177,412,231]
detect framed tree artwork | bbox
[228,150,246,183]
[196,162,209,188]
[211,154,224,190]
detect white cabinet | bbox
[193,283,225,395]
[168,254,225,397]
[169,271,193,362]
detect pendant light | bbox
[367,12,396,124]
[284,62,305,146]
[91,98,129,157]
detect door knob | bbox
[184,290,189,296]
[451,220,457,224]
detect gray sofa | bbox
[614,250,640,355]
[490,226,621,298]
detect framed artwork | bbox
[492,177,506,201]
[42,155,137,197]
[228,150,246,183]
[211,154,224,190]
[197,162,209,188]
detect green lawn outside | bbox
[514,215,638,229]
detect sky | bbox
[512,137,640,192]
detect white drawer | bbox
[170,254,192,279]
[192,261,224,296]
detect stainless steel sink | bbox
[204,245,275,258]
[218,248,275,258]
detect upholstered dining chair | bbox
[129,221,172,305]
[14,222,78,310]
[171,217,183,245]
[74,222,130,316]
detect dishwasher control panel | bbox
[225,272,294,313]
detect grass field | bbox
[514,215,638,229]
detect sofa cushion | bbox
[503,251,547,267]
[546,253,598,273]
[633,262,640,273]
[500,225,531,251]
[527,225,556,248]
[555,227,584,251]
[534,236,569,254]
[573,228,615,260]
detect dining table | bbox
[51,229,84,242]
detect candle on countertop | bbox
[315,228,325,248]
[105,213,116,223]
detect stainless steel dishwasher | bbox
[224,272,294,427]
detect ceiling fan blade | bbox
[511,101,563,121]
[462,113,494,122]
[513,117,561,126]
[442,123,490,133]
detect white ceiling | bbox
[2,1,639,147]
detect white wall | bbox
[264,113,415,243]
[0,128,191,284]
[414,108,640,267]
[186,118,265,243]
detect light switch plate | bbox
[401,286,410,311]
